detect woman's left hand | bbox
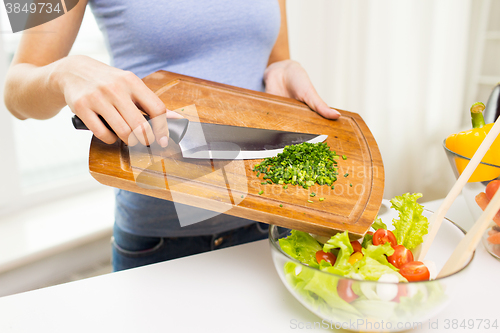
[264,60,340,119]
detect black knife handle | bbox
[72,114,189,145]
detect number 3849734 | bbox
[5,2,62,14]
[443,319,498,330]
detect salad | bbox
[280,193,431,284]
[276,193,450,323]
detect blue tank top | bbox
[88,0,281,236]
[89,0,280,90]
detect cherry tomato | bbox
[351,241,362,253]
[399,261,430,282]
[476,192,500,226]
[388,245,414,269]
[486,180,500,201]
[337,279,358,303]
[316,250,336,265]
[372,229,397,247]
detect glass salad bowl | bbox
[443,141,500,260]
[269,206,474,332]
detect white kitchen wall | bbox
[0,5,115,295]
[287,0,484,201]
[465,0,500,113]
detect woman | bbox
[4,0,340,271]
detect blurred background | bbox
[0,0,498,295]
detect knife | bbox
[72,114,327,160]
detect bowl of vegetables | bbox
[443,101,500,260]
[443,144,500,260]
[269,193,474,332]
[443,142,500,221]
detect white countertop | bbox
[0,196,498,333]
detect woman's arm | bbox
[267,0,290,65]
[4,0,169,146]
[5,0,87,121]
[264,0,340,120]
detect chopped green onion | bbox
[307,200,313,203]
[261,182,267,185]
[279,204,283,207]
[319,197,325,202]
[310,192,316,197]
[344,173,349,177]
[342,155,347,160]
[252,142,340,189]
[258,190,264,195]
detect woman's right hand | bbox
[55,55,170,147]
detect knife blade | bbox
[72,114,327,160]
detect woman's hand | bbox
[264,60,340,119]
[54,55,171,147]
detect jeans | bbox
[112,221,269,271]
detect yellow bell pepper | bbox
[445,102,500,182]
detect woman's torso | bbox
[89,0,280,90]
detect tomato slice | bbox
[388,245,414,269]
[372,229,397,247]
[399,261,430,282]
[316,250,336,265]
[486,180,500,201]
[337,279,358,303]
[351,241,362,253]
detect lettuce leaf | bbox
[355,257,406,282]
[372,217,387,231]
[279,230,322,267]
[303,270,362,316]
[361,235,373,248]
[283,262,362,318]
[321,238,406,282]
[390,193,429,250]
[323,230,353,254]
[361,243,396,269]
[323,231,354,275]
[351,243,407,282]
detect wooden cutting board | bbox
[88,70,384,238]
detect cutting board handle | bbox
[72,115,189,145]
